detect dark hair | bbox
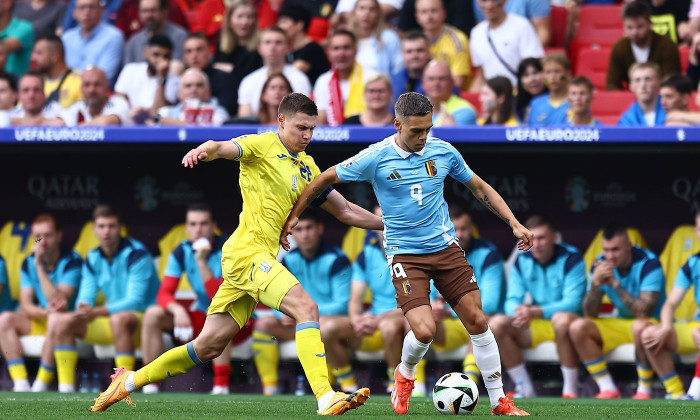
[602,223,628,240]
[402,29,429,44]
[525,214,556,232]
[448,204,470,221]
[0,72,17,92]
[330,29,357,45]
[278,92,318,117]
[147,34,173,50]
[33,213,62,232]
[92,204,121,223]
[622,0,651,20]
[483,76,514,125]
[261,26,289,42]
[37,35,66,60]
[186,202,213,219]
[515,57,547,121]
[20,70,45,89]
[185,32,209,46]
[278,2,311,32]
[258,73,293,124]
[569,76,594,93]
[660,74,693,95]
[298,208,320,223]
[395,92,433,120]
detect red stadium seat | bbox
[591,90,635,125]
[679,45,690,75]
[460,91,481,115]
[549,5,567,47]
[544,47,567,56]
[690,92,700,112]
[569,5,623,71]
[574,47,612,91]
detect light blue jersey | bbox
[20,247,82,310]
[0,256,16,312]
[78,237,160,313]
[507,243,586,319]
[526,94,570,126]
[352,233,396,316]
[336,136,474,256]
[674,252,700,320]
[163,236,225,313]
[593,246,666,319]
[282,242,352,316]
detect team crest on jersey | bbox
[425,160,438,176]
[401,280,412,295]
[259,261,272,273]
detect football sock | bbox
[115,352,136,371]
[387,366,395,383]
[213,364,231,388]
[54,345,78,391]
[332,364,357,392]
[636,364,654,395]
[295,322,333,400]
[470,327,505,408]
[252,330,279,390]
[7,358,28,382]
[660,371,685,398]
[560,366,579,396]
[399,330,431,379]
[687,377,700,398]
[133,341,203,389]
[583,356,616,392]
[463,352,482,385]
[507,364,536,397]
[35,362,56,385]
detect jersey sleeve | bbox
[58,253,82,289]
[0,258,7,286]
[231,133,270,163]
[504,256,526,316]
[163,245,185,278]
[479,250,505,315]
[446,143,474,184]
[19,257,32,289]
[351,250,368,284]
[639,259,665,293]
[335,145,380,183]
[106,249,155,313]
[674,261,693,290]
[76,256,98,307]
[540,252,586,319]
[317,255,352,316]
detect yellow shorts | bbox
[358,329,384,352]
[29,318,47,335]
[674,321,700,354]
[210,251,299,329]
[592,318,657,354]
[530,319,555,348]
[83,312,143,346]
[432,318,470,352]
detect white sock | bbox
[31,380,49,392]
[595,374,617,393]
[412,382,426,396]
[318,390,335,412]
[471,327,506,408]
[507,364,536,397]
[13,379,30,392]
[687,377,700,398]
[637,384,652,395]
[142,383,159,394]
[561,366,578,396]
[124,372,137,393]
[58,384,75,393]
[399,331,431,379]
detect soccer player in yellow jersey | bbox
[91,93,382,415]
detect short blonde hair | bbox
[364,73,392,93]
[628,62,660,80]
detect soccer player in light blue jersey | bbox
[489,214,585,398]
[282,92,534,416]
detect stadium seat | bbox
[679,45,690,75]
[691,92,700,112]
[583,227,647,274]
[590,90,635,125]
[73,221,129,259]
[569,5,623,71]
[460,91,481,116]
[575,47,612,91]
[549,5,567,48]
[659,225,700,321]
[0,220,34,300]
[19,336,93,359]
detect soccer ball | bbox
[432,372,479,415]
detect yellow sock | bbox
[115,352,136,371]
[637,364,654,390]
[36,362,56,385]
[583,356,610,380]
[387,367,395,382]
[54,345,78,387]
[332,364,356,391]
[252,331,279,388]
[661,371,685,398]
[134,342,202,388]
[7,359,28,381]
[295,322,332,400]
[415,359,426,384]
[463,352,481,385]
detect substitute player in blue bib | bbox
[569,223,666,400]
[282,92,534,416]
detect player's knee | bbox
[379,319,401,339]
[193,336,226,361]
[0,311,15,329]
[143,306,166,330]
[551,312,576,336]
[488,314,510,335]
[254,315,280,333]
[288,296,319,323]
[109,312,138,333]
[631,319,651,339]
[640,326,656,350]
[568,318,591,340]
[412,321,436,344]
[47,313,71,337]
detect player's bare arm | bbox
[611,280,660,319]
[582,284,604,317]
[181,140,241,168]
[643,287,684,355]
[464,174,533,251]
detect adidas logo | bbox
[386,169,402,180]
[487,372,502,380]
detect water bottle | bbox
[79,372,90,393]
[91,372,101,393]
[295,375,306,396]
[513,379,524,399]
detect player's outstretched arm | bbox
[321,189,383,230]
[181,140,241,168]
[465,173,533,251]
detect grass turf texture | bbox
[1,393,700,419]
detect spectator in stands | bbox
[123,0,188,64]
[55,67,132,126]
[0,72,16,126]
[397,0,475,42]
[470,0,544,90]
[641,0,691,44]
[478,76,517,126]
[214,0,263,81]
[277,2,328,86]
[473,0,551,47]
[141,203,232,395]
[640,211,700,400]
[48,204,159,393]
[0,0,35,77]
[515,57,547,122]
[567,76,603,126]
[346,0,403,76]
[391,30,430,103]
[618,62,666,126]
[14,0,66,38]
[659,73,693,117]
[114,0,188,40]
[527,53,570,126]
[664,78,700,125]
[257,73,292,125]
[10,72,63,125]
[62,0,122,32]
[154,68,229,126]
[237,27,311,117]
[115,34,179,122]
[31,35,82,109]
[252,209,355,396]
[423,60,476,126]
[569,223,666,399]
[314,30,376,126]
[415,0,470,91]
[606,0,680,91]
[62,0,124,85]
[343,73,394,126]
[335,0,404,23]
[490,215,585,398]
[0,214,81,393]
[687,32,700,86]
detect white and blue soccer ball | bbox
[432,372,479,415]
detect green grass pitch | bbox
[1,392,700,419]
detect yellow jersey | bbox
[44,70,83,109]
[224,131,322,258]
[430,25,471,91]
